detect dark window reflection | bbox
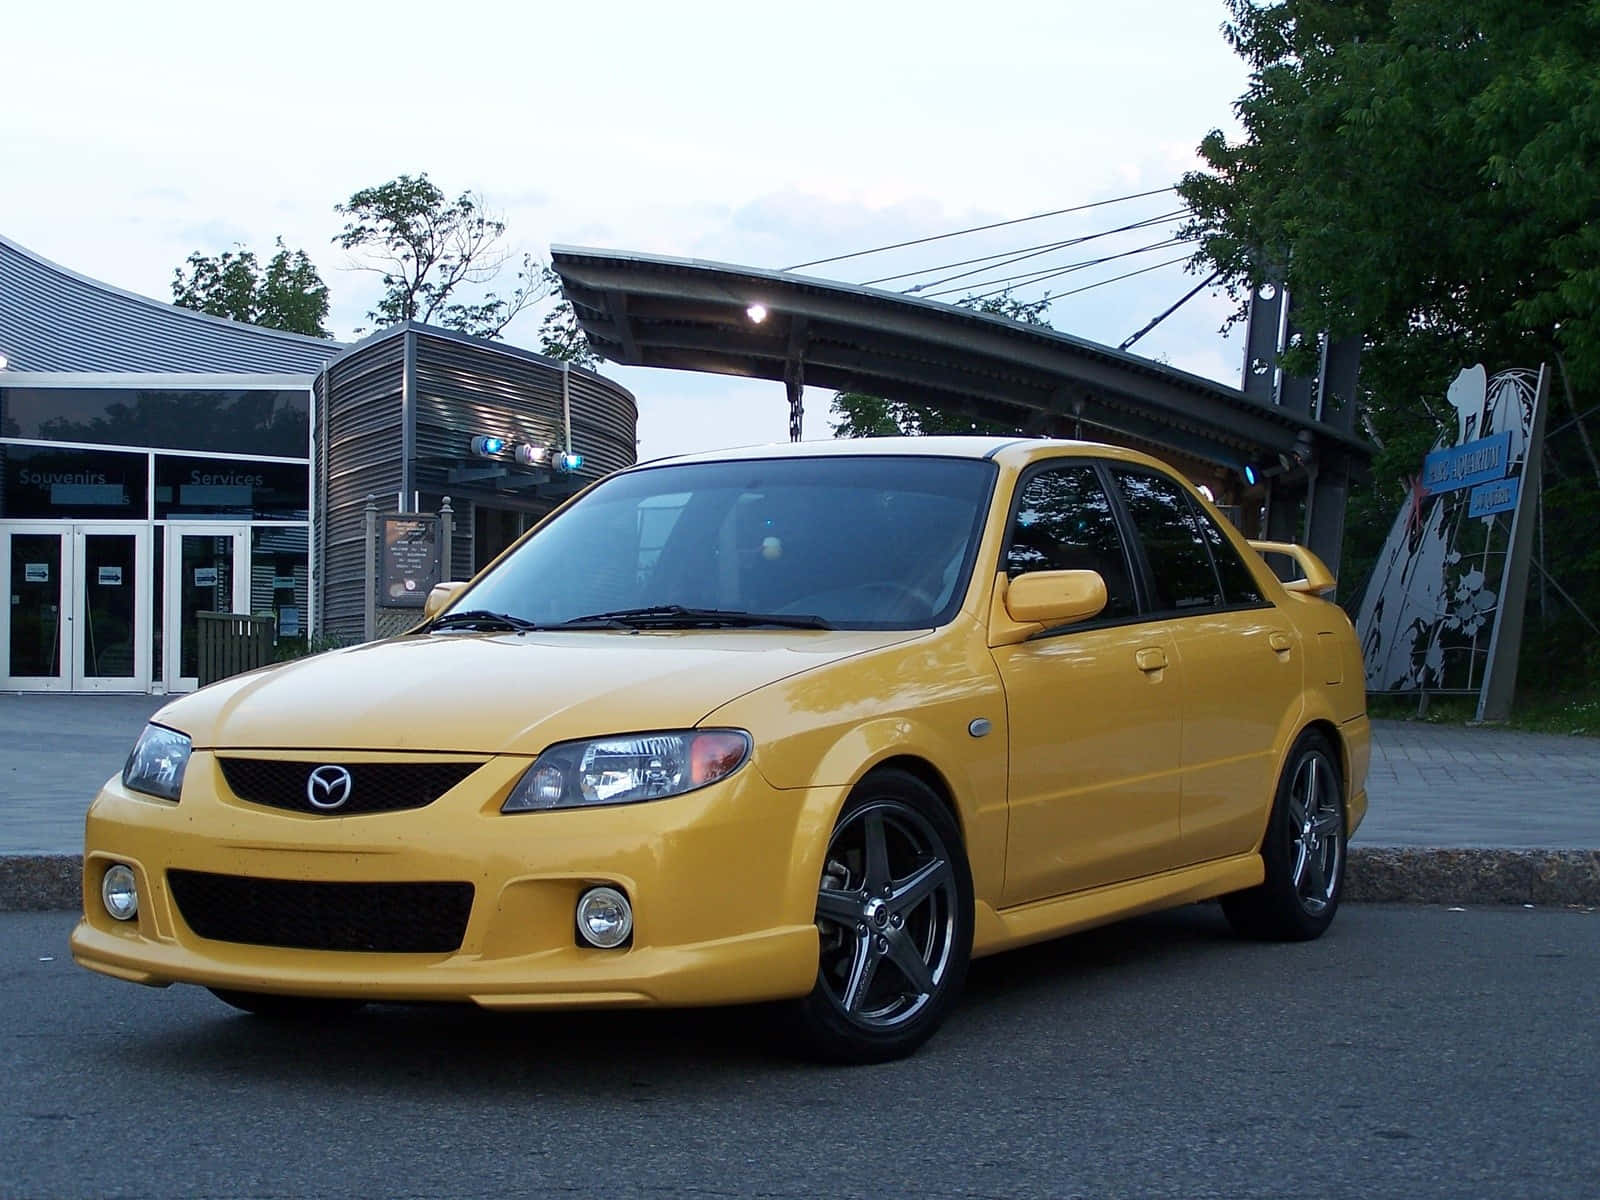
[155,455,309,520]
[1,388,309,457]
[1006,465,1137,620]
[0,444,148,519]
[1111,469,1223,612]
[1192,505,1265,605]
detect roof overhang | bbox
[550,246,1373,474]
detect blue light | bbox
[554,451,584,474]
[471,435,506,457]
[1243,464,1258,487]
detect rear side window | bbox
[1109,468,1223,613]
[1005,464,1138,621]
[1191,505,1266,606]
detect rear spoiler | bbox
[1248,540,1337,597]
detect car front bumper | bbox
[70,751,831,1009]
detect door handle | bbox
[1269,632,1293,654]
[1136,647,1168,673]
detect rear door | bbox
[1106,466,1302,866]
[990,460,1185,905]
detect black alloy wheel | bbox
[797,769,973,1063]
[1221,729,1346,941]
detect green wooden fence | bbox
[196,612,276,687]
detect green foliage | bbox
[829,290,1053,437]
[334,173,547,338]
[533,266,598,368]
[1179,1,1600,382]
[171,239,331,338]
[1182,0,1600,695]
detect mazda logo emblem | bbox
[306,764,354,810]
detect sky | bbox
[2,0,1253,461]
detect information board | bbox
[381,515,441,608]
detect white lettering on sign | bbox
[18,469,109,487]
[189,469,264,488]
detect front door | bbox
[1,524,150,692]
[164,525,250,692]
[991,461,1185,906]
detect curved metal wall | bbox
[315,325,637,641]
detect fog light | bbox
[576,886,632,948]
[101,864,139,922]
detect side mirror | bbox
[990,570,1107,646]
[423,581,469,620]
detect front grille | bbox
[216,758,481,815]
[167,870,474,953]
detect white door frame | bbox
[2,522,152,693]
[163,524,251,693]
[1,523,72,692]
[71,525,153,693]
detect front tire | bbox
[796,769,973,1063]
[1221,730,1346,941]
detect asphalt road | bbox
[3,905,1595,1199]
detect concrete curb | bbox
[3,848,1597,914]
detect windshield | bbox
[448,455,997,631]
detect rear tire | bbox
[795,769,973,1063]
[208,988,366,1019]
[1221,729,1345,941]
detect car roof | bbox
[636,436,1138,469]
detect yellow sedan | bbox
[72,437,1368,1062]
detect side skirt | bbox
[971,853,1264,959]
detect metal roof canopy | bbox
[550,246,1373,476]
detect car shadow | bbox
[116,903,1251,1089]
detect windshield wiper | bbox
[563,605,833,630]
[427,609,543,633]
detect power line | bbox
[782,186,1178,271]
[1037,256,1194,305]
[918,238,1193,300]
[861,210,1185,288]
[896,212,1188,294]
[1119,271,1220,350]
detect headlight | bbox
[122,724,192,802]
[502,729,751,812]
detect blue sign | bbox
[1422,431,1512,495]
[1467,476,1520,519]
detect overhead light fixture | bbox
[0,352,9,370]
[514,443,548,467]
[553,451,584,474]
[1198,484,1216,502]
[470,435,506,457]
[746,304,768,324]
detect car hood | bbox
[153,629,924,754]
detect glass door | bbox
[164,525,250,692]
[2,526,70,692]
[72,527,151,692]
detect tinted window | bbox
[460,456,996,630]
[1110,468,1223,613]
[154,455,309,520]
[1,387,310,457]
[1192,505,1266,606]
[0,443,149,519]
[1005,464,1137,621]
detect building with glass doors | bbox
[0,234,637,694]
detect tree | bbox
[171,239,331,337]
[334,173,547,338]
[533,267,598,369]
[1179,0,1600,689]
[829,290,1054,436]
[1177,0,1600,381]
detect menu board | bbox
[381,515,441,608]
